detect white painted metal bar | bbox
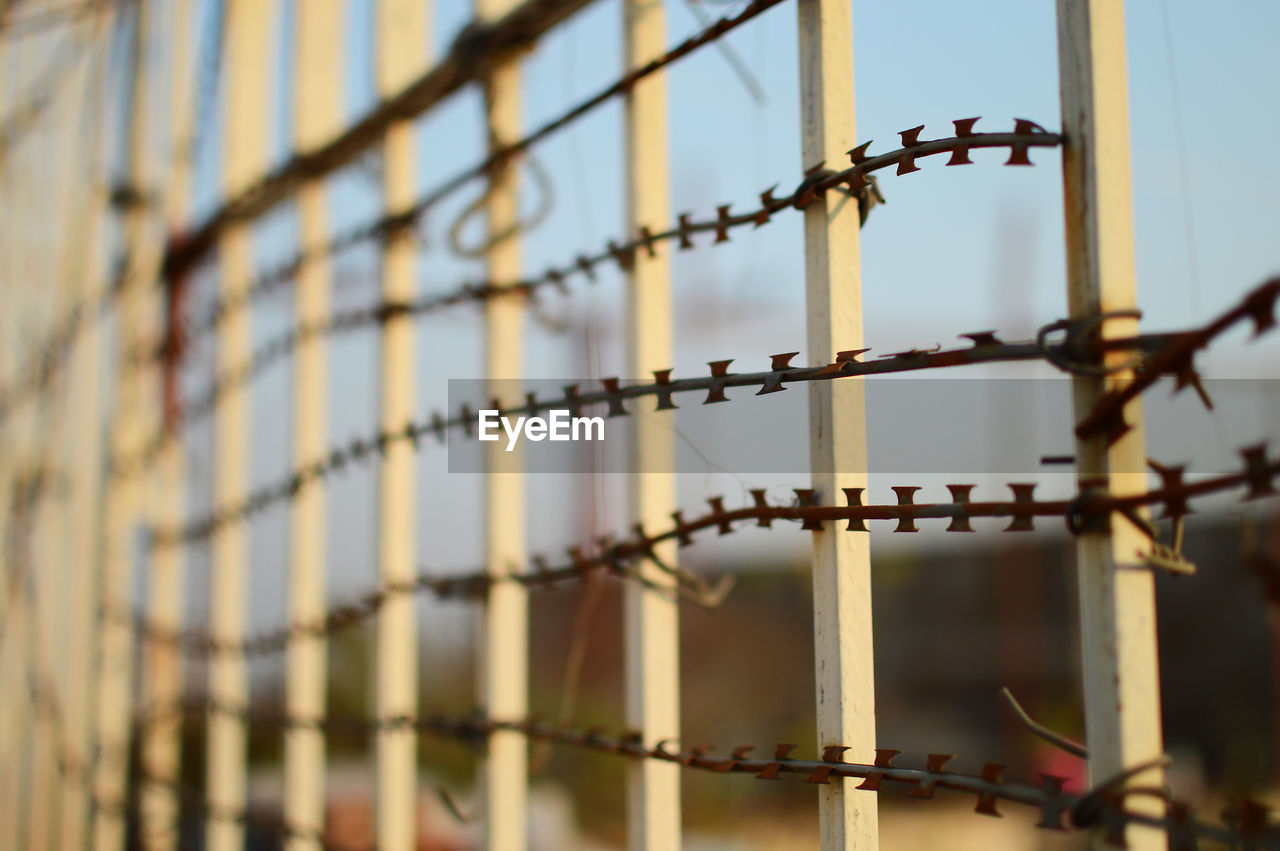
[621,0,681,848]
[0,223,15,849]
[32,30,106,843]
[476,0,528,841]
[139,2,196,847]
[28,440,63,851]
[374,3,428,849]
[206,2,275,850]
[93,2,163,845]
[796,0,879,847]
[27,17,83,841]
[285,1,344,847]
[59,22,114,847]
[0,36,25,842]
[1056,2,1165,848]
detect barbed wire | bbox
[158,0,792,284]
[147,0,813,361]
[161,118,1056,365]
[125,441,1280,657]
[139,279,1279,545]
[0,0,121,40]
[0,281,118,427]
[0,3,119,429]
[1076,276,1280,443]
[133,699,1278,848]
[20,642,355,849]
[0,0,218,429]
[0,0,788,432]
[132,118,1055,456]
[0,1,108,153]
[5,478,355,850]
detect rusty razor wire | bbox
[119,117,1059,466]
[122,439,1280,658]
[150,0,800,361]
[156,118,1058,375]
[125,698,1278,850]
[0,0,789,433]
[18,647,351,849]
[143,278,1280,547]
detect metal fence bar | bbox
[33,464,72,851]
[142,453,186,851]
[28,456,59,851]
[374,2,429,849]
[206,2,276,850]
[140,2,197,847]
[165,0,596,276]
[795,0,879,847]
[477,0,530,845]
[93,2,160,845]
[59,22,113,846]
[0,35,27,842]
[28,16,82,840]
[0,581,30,849]
[1055,2,1166,848]
[285,2,344,848]
[621,0,681,847]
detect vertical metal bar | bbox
[59,22,114,844]
[285,1,344,847]
[94,2,160,845]
[0,26,25,844]
[0,30,27,844]
[621,0,681,848]
[796,0,879,846]
[0,604,26,850]
[0,156,15,846]
[374,3,427,849]
[28,14,86,841]
[28,461,61,851]
[1056,2,1165,847]
[139,2,196,847]
[476,0,528,844]
[206,3,275,850]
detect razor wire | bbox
[0,0,789,432]
[122,440,1280,658]
[127,699,1278,849]
[131,117,1058,461]
[140,278,1280,547]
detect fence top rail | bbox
[162,0,596,280]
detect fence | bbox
[0,0,1277,849]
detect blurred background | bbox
[1,0,1278,847]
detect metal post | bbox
[285,1,344,847]
[59,23,114,844]
[621,0,681,848]
[796,0,879,846]
[27,19,88,843]
[0,35,24,842]
[477,0,528,844]
[206,3,275,850]
[374,3,428,849]
[28,450,62,851]
[1056,2,1165,847]
[94,3,162,845]
[139,2,196,847]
